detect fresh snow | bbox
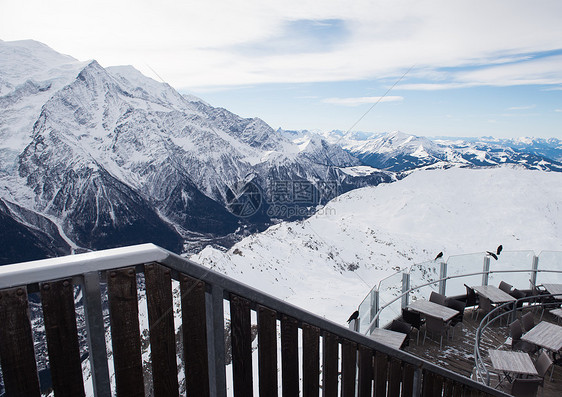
[193,166,562,325]
[339,165,380,177]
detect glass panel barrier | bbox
[445,253,485,298]
[408,260,440,304]
[357,288,374,334]
[487,250,534,291]
[536,251,562,285]
[376,271,404,330]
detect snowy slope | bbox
[192,166,562,324]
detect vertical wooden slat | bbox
[0,286,40,397]
[281,315,299,397]
[181,273,210,396]
[257,305,278,396]
[387,357,402,397]
[443,378,454,397]
[303,323,320,397]
[208,284,226,397]
[433,373,444,396]
[373,351,388,396]
[357,346,373,397]
[453,382,465,397]
[107,267,145,397]
[322,332,338,397]
[41,279,85,397]
[144,263,179,397]
[340,340,356,397]
[401,362,415,397]
[422,370,436,397]
[230,294,253,397]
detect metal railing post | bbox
[82,271,111,397]
[372,290,380,330]
[401,272,410,309]
[530,255,539,289]
[439,261,447,295]
[207,284,227,397]
[482,256,490,286]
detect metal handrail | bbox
[365,268,562,335]
[355,250,562,333]
[473,293,562,386]
[0,243,510,396]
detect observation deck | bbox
[355,250,562,397]
[0,244,508,396]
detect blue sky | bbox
[2,0,562,138]
[192,75,562,138]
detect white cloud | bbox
[1,0,562,89]
[322,96,404,106]
[508,105,536,111]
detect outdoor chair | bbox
[423,314,450,349]
[499,281,513,294]
[474,295,492,321]
[533,351,552,388]
[510,288,526,309]
[509,377,541,397]
[389,319,413,348]
[464,284,478,307]
[464,284,478,318]
[509,319,537,354]
[446,298,466,337]
[529,284,549,318]
[402,308,424,344]
[429,291,447,306]
[550,352,562,381]
[521,312,535,333]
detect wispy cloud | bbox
[3,0,562,89]
[508,105,536,111]
[322,96,403,107]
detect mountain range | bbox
[1,39,562,265]
[0,39,389,264]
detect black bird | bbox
[496,245,503,255]
[434,252,444,261]
[347,310,359,324]
[486,251,498,260]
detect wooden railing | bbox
[0,244,508,396]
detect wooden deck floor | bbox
[402,308,562,396]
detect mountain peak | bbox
[0,39,79,85]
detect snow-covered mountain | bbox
[316,130,562,172]
[192,166,562,324]
[0,39,392,264]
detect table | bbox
[488,349,538,376]
[472,285,516,304]
[408,299,459,322]
[542,283,562,300]
[488,349,538,387]
[550,308,562,322]
[369,328,408,350]
[521,321,562,352]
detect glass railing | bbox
[408,260,440,302]
[536,251,562,284]
[445,253,485,297]
[374,271,404,332]
[361,250,562,331]
[487,250,534,289]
